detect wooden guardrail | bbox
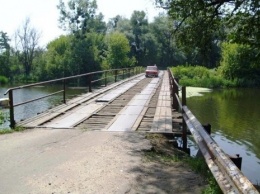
[167,68,259,194]
[4,67,142,128]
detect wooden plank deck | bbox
[105,77,160,131]
[17,74,145,128]
[17,71,182,134]
[151,72,173,132]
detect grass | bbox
[184,157,222,194]
[0,126,26,135]
[145,134,222,194]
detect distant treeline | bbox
[0,0,259,87]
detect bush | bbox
[0,76,8,84]
[218,42,260,83]
[171,65,234,88]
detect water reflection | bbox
[188,88,260,184]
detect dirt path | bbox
[0,129,206,194]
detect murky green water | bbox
[187,88,260,184]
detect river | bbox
[0,84,87,129]
[1,84,260,184]
[187,87,260,185]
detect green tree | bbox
[129,11,149,66]
[45,35,74,79]
[57,0,106,36]
[218,42,260,82]
[70,32,103,74]
[57,0,105,77]
[150,15,186,67]
[31,48,48,81]
[0,31,11,77]
[45,33,104,79]
[155,0,260,64]
[104,32,135,69]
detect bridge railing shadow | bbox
[4,67,143,128]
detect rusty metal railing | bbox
[4,67,142,128]
[167,68,259,194]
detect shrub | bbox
[0,76,8,84]
[171,65,234,88]
[218,42,260,82]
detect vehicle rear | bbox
[145,66,158,77]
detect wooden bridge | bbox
[3,68,259,193]
[14,70,181,134]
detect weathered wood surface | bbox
[151,72,173,132]
[17,74,145,128]
[18,71,182,135]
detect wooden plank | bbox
[22,112,62,127]
[44,103,104,128]
[150,71,173,133]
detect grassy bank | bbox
[170,66,235,88]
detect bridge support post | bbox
[182,86,187,152]
[63,80,66,104]
[229,154,242,170]
[88,74,92,92]
[8,90,15,128]
[128,69,130,78]
[203,123,211,135]
[114,70,118,82]
[172,78,179,110]
[105,71,107,86]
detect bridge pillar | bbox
[88,74,92,92]
[9,90,15,128]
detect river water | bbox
[187,87,260,184]
[1,85,260,184]
[0,84,87,128]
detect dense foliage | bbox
[0,0,259,87]
[219,42,260,86]
[155,0,260,59]
[171,66,235,88]
[103,32,135,69]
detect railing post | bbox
[168,70,173,104]
[63,80,66,104]
[122,69,125,79]
[203,123,211,135]
[182,86,188,152]
[88,74,92,92]
[8,90,15,128]
[114,70,118,82]
[172,78,179,110]
[105,71,107,86]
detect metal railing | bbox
[4,67,143,128]
[167,68,259,194]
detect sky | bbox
[0,0,164,47]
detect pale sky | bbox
[0,0,163,47]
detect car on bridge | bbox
[145,65,159,78]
